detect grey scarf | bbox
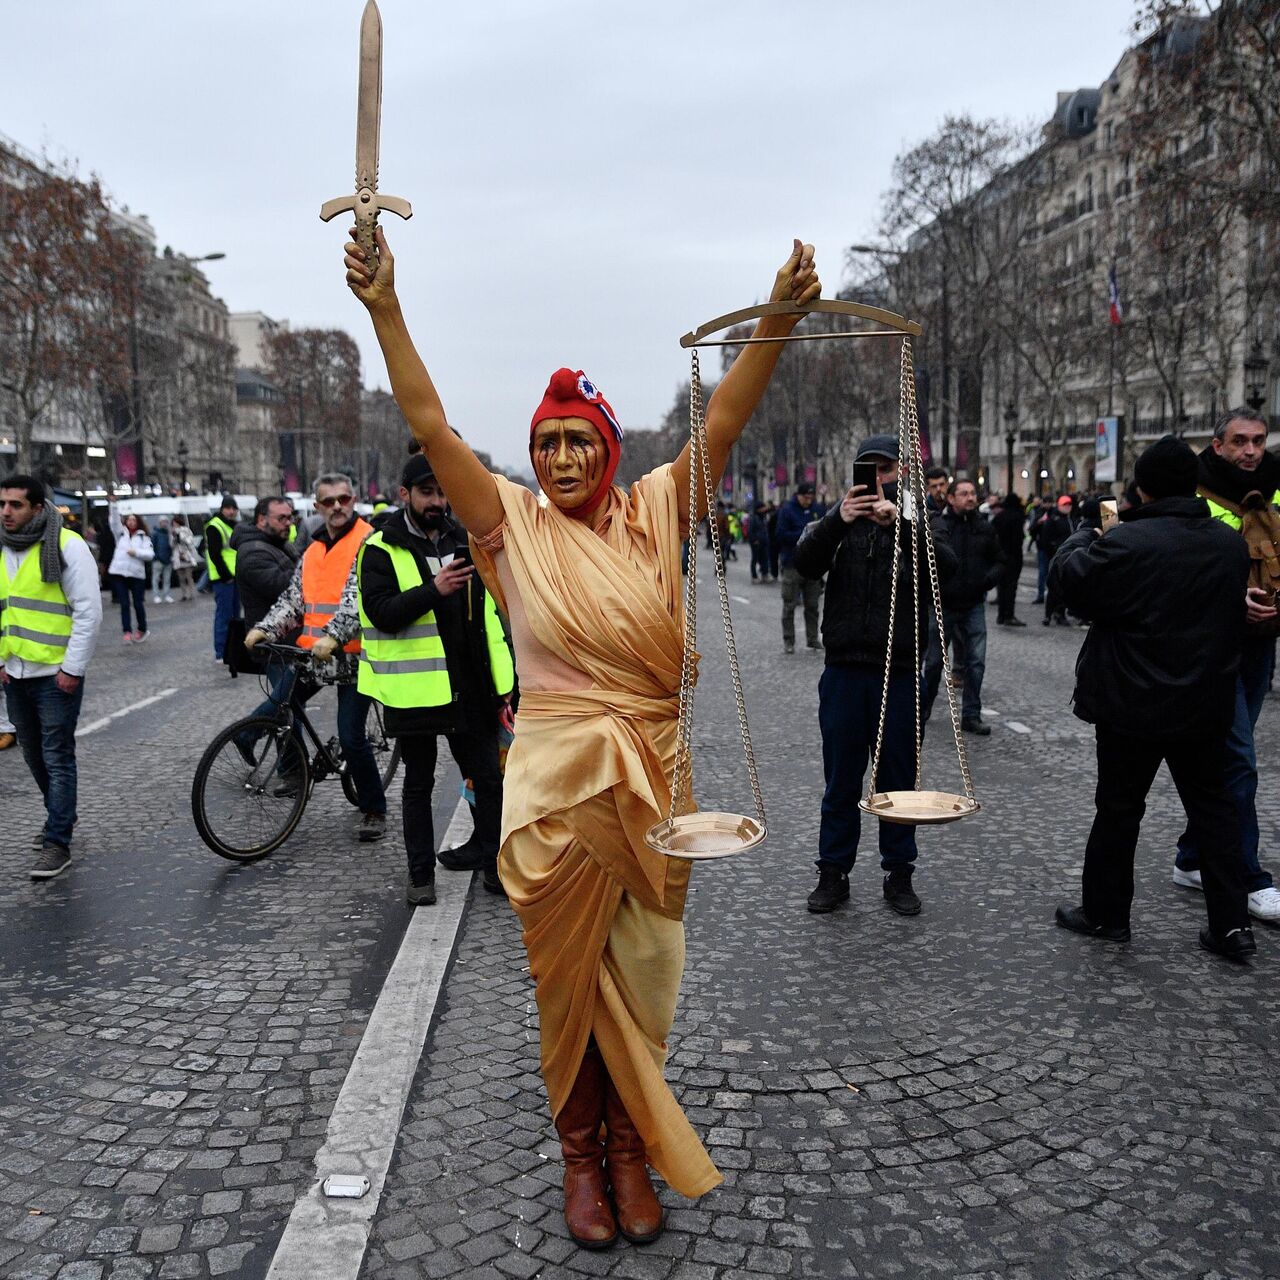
[0,504,64,583]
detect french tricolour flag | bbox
[1108,263,1123,327]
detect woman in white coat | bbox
[107,498,155,642]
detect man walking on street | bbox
[747,501,771,583]
[1172,407,1280,924]
[795,435,956,917]
[924,478,1003,733]
[205,495,241,662]
[992,492,1027,626]
[776,481,825,653]
[1051,436,1256,961]
[1038,496,1075,625]
[356,451,514,904]
[246,473,388,843]
[1,474,103,880]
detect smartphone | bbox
[853,460,880,495]
[1100,499,1118,531]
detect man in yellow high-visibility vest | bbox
[204,494,241,662]
[1173,407,1280,924]
[1,473,103,880]
[354,451,513,904]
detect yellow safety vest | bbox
[1201,487,1280,532]
[356,532,515,709]
[205,515,238,581]
[0,528,78,666]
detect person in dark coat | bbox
[991,493,1027,626]
[776,482,826,652]
[747,501,771,583]
[358,451,511,897]
[1037,496,1075,624]
[923,479,1003,733]
[794,435,957,918]
[232,497,299,633]
[1050,436,1255,961]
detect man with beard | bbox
[354,450,514,903]
[1172,407,1280,924]
[344,227,818,1248]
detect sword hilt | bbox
[320,189,412,280]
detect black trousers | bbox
[996,559,1022,621]
[399,724,503,884]
[1083,725,1248,936]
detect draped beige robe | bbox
[471,465,721,1199]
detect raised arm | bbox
[345,228,503,537]
[671,240,821,525]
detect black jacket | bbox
[990,505,1026,560]
[935,508,1003,611]
[1050,496,1248,736]
[358,508,511,736]
[794,505,957,671]
[232,523,299,632]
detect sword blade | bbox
[355,0,382,192]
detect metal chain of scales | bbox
[644,300,979,862]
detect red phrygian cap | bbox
[529,368,624,516]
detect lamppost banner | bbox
[1095,417,1119,484]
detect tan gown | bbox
[470,464,721,1199]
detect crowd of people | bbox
[3,230,1277,1257]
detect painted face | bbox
[1213,418,1268,472]
[531,417,608,514]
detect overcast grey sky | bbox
[4,0,1140,470]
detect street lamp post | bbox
[1245,338,1269,415]
[1003,401,1017,496]
[177,439,189,493]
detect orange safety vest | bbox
[299,517,372,654]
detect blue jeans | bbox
[4,675,85,848]
[817,664,918,872]
[924,603,987,724]
[1176,639,1275,892]
[212,581,240,659]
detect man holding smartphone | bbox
[353,450,514,904]
[794,434,956,916]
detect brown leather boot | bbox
[553,1045,617,1249]
[603,1074,665,1243]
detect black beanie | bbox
[1133,435,1198,500]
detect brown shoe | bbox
[553,1045,617,1250]
[0,732,15,751]
[603,1073,664,1243]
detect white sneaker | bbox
[1173,866,1203,890]
[164,595,174,603]
[153,595,162,604]
[1247,885,1280,923]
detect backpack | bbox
[1201,487,1280,638]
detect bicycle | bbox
[191,641,401,861]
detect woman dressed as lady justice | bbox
[344,225,820,1250]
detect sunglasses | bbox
[316,494,354,510]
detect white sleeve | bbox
[136,534,155,563]
[59,538,104,677]
[108,506,124,538]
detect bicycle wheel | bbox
[192,715,311,861]
[341,701,402,806]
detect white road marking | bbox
[266,797,474,1280]
[76,688,179,737]
[731,595,751,605]
[1005,721,1032,734]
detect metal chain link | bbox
[866,338,976,803]
[667,351,767,826]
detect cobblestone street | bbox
[2,558,1278,1280]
